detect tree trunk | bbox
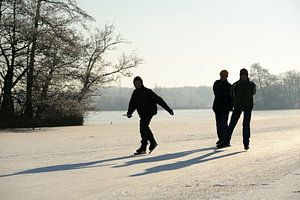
[24,0,42,119]
[36,67,54,119]
[0,0,17,120]
[1,69,15,119]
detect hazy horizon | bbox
[77,0,300,88]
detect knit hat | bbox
[240,68,248,75]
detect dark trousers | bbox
[226,109,252,146]
[214,111,229,142]
[139,115,157,149]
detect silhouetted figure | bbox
[126,76,174,155]
[218,68,256,150]
[212,70,233,146]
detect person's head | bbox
[240,68,248,81]
[219,70,228,81]
[133,76,143,89]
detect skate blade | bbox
[134,152,147,156]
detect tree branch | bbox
[0,45,10,68]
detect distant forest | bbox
[92,86,213,111]
[93,64,300,111]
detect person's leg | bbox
[215,112,223,144]
[226,109,242,144]
[220,111,229,142]
[138,117,150,152]
[142,116,158,152]
[141,115,157,147]
[242,110,252,149]
[144,116,158,151]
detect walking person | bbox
[126,76,174,155]
[217,68,256,150]
[212,70,233,147]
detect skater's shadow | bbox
[130,150,243,177]
[114,147,216,168]
[0,147,241,178]
[0,155,135,177]
[0,147,215,177]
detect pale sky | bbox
[77,0,300,87]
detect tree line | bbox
[94,64,299,111]
[250,63,299,109]
[92,86,213,111]
[0,0,141,128]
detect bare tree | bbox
[281,70,300,107]
[34,27,82,119]
[0,0,142,127]
[76,25,143,102]
[250,63,277,107]
[24,0,93,119]
[0,0,29,119]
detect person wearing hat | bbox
[217,68,256,150]
[126,76,174,155]
[212,70,233,147]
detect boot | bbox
[149,143,158,154]
[135,144,147,155]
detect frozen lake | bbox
[84,109,300,125]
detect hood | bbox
[133,76,144,86]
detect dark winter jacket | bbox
[213,79,233,113]
[127,87,172,117]
[231,79,256,110]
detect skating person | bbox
[212,70,233,147]
[126,76,174,155]
[217,68,256,150]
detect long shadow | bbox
[0,147,215,177]
[130,151,243,177]
[0,155,135,177]
[0,147,239,178]
[114,147,216,168]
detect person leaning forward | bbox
[212,70,233,147]
[217,68,256,150]
[126,76,174,155]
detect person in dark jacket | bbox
[212,70,233,146]
[217,68,256,150]
[126,76,174,155]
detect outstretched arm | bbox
[150,90,174,115]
